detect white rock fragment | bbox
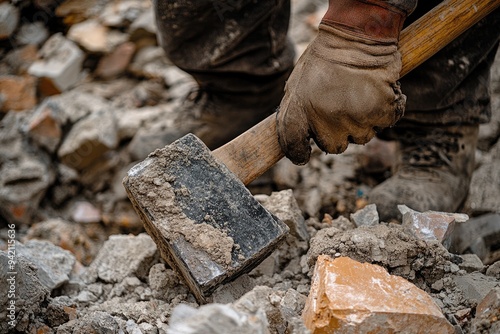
[398,205,468,249]
[28,33,84,93]
[350,203,380,227]
[398,205,469,223]
[129,7,157,39]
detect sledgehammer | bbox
[123,0,499,303]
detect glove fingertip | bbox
[286,140,311,166]
[276,105,312,166]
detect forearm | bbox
[322,0,418,40]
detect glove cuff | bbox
[322,0,410,41]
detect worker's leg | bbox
[369,4,500,220]
[153,0,294,149]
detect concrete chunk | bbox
[0,253,50,334]
[307,223,452,285]
[350,203,379,227]
[450,213,500,264]
[210,274,256,304]
[0,150,55,225]
[234,286,306,333]
[129,8,157,42]
[56,311,123,334]
[255,189,309,241]
[28,33,84,94]
[399,205,464,249]
[452,272,500,304]
[24,102,63,152]
[303,256,454,334]
[26,218,101,266]
[168,303,269,334]
[458,254,484,273]
[58,108,118,170]
[116,104,172,141]
[465,140,500,214]
[486,261,500,279]
[86,233,158,283]
[17,240,76,291]
[98,0,151,28]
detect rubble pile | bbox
[0,0,499,333]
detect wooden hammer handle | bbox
[213,0,500,185]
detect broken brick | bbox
[95,42,136,79]
[55,0,96,25]
[28,34,84,95]
[25,103,63,153]
[4,45,39,75]
[0,75,37,112]
[67,19,109,53]
[303,255,454,334]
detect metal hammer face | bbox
[123,134,289,303]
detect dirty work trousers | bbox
[153,0,500,126]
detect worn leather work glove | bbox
[277,0,415,165]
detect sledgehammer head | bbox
[123,134,289,303]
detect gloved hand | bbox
[277,0,415,165]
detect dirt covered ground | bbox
[0,0,499,333]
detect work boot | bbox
[166,69,291,150]
[167,88,283,150]
[368,124,479,222]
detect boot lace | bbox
[399,128,461,168]
[177,87,216,122]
